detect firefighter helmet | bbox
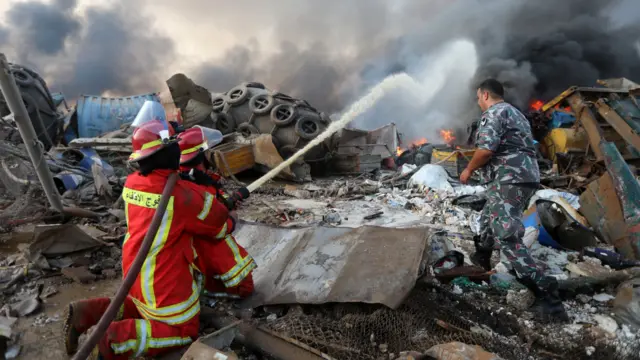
[128,101,176,163]
[176,126,223,165]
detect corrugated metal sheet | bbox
[235,222,430,309]
[76,93,159,138]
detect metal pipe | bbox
[72,172,179,359]
[0,53,64,213]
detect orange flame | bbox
[440,130,456,144]
[396,138,428,156]
[411,138,428,147]
[530,99,544,111]
[554,104,572,112]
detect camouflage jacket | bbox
[475,102,540,184]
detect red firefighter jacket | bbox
[121,169,233,325]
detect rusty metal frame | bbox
[542,86,577,112]
[567,92,605,160]
[594,99,640,153]
[542,86,633,112]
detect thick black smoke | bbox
[481,0,640,107]
[5,0,80,57]
[1,0,639,138]
[0,0,174,97]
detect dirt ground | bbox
[12,278,120,360]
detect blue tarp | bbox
[548,111,576,129]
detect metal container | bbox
[430,149,475,177]
[76,93,159,138]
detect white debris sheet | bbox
[234,222,431,309]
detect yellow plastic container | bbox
[542,128,588,163]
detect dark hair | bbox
[138,142,181,175]
[477,79,504,99]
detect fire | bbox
[411,138,428,147]
[440,130,456,144]
[530,99,544,111]
[554,104,572,112]
[396,138,428,156]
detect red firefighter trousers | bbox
[75,297,198,359]
[194,234,256,298]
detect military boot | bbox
[64,299,109,355]
[518,277,569,323]
[470,235,493,271]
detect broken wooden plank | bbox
[595,99,640,153]
[568,92,604,160]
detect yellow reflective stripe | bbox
[140,139,163,150]
[215,222,228,239]
[116,302,125,321]
[140,198,174,307]
[135,319,150,357]
[133,280,199,317]
[225,260,256,288]
[213,236,247,282]
[197,192,214,220]
[149,336,192,349]
[122,187,167,209]
[226,235,243,265]
[123,202,130,246]
[181,142,206,155]
[112,339,137,354]
[137,298,200,325]
[214,256,250,281]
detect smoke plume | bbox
[1,0,639,142]
[0,0,174,97]
[5,0,80,57]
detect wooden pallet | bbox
[209,143,255,177]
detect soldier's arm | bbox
[466,113,502,173]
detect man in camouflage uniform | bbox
[460,79,568,322]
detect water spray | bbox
[246,73,418,192]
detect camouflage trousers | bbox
[478,182,555,290]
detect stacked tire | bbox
[211,82,331,162]
[0,64,60,150]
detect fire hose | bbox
[73,129,337,358]
[72,150,294,358]
[73,72,391,358]
[72,172,179,360]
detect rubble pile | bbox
[1,59,640,360]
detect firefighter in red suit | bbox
[63,102,235,359]
[177,126,256,299]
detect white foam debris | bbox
[594,314,619,335]
[452,285,463,295]
[585,346,596,356]
[592,293,616,303]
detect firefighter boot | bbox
[64,298,111,355]
[470,235,492,271]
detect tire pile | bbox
[0,64,60,150]
[210,82,333,163]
